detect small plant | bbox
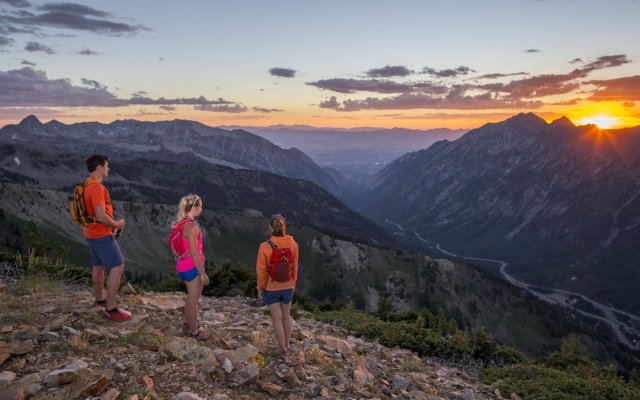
[11,274,63,295]
[350,354,365,367]
[121,389,150,400]
[308,348,330,365]
[403,356,422,372]
[252,330,270,342]
[323,360,341,376]
[125,294,142,307]
[70,332,89,351]
[249,353,265,367]
[424,386,438,396]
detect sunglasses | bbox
[190,194,200,209]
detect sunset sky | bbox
[1,0,639,130]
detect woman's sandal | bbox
[190,326,209,341]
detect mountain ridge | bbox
[360,113,640,315]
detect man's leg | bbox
[105,264,124,310]
[92,265,105,302]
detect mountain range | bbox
[1,115,351,201]
[1,113,639,368]
[360,113,640,315]
[230,125,466,185]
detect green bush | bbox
[314,309,525,365]
[481,336,640,400]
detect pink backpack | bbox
[168,218,194,259]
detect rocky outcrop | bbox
[0,284,506,399]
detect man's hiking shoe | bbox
[190,326,209,341]
[93,299,107,308]
[104,307,132,322]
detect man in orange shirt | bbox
[83,154,131,322]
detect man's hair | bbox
[86,154,109,173]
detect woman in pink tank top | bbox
[172,194,209,340]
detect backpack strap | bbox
[81,180,100,223]
[267,240,277,250]
[172,218,196,259]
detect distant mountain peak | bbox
[507,112,547,126]
[19,115,42,126]
[550,116,576,129]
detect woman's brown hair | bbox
[270,214,286,237]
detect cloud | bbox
[252,107,284,113]
[130,96,233,106]
[0,0,31,8]
[550,98,581,106]
[319,96,339,109]
[81,78,106,90]
[24,41,54,54]
[422,65,475,78]
[195,104,248,113]
[320,92,543,112]
[78,48,99,55]
[311,54,631,112]
[569,57,583,64]
[0,35,13,46]
[525,49,540,53]
[20,59,35,65]
[269,67,296,78]
[580,54,629,73]
[0,67,121,106]
[159,57,164,62]
[622,101,635,108]
[588,75,640,102]
[366,65,412,78]
[308,78,414,94]
[1,2,149,35]
[478,55,631,100]
[0,67,236,107]
[159,105,175,111]
[479,74,581,99]
[476,72,527,79]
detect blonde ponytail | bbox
[173,194,201,226]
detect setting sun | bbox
[575,114,621,129]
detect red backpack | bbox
[168,218,195,259]
[267,240,294,282]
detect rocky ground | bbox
[0,281,514,400]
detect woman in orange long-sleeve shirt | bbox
[256,214,298,358]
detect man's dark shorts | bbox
[87,235,124,272]
[262,289,294,305]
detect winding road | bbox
[386,219,640,350]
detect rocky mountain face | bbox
[0,139,395,251]
[0,281,509,400]
[360,113,640,314]
[0,116,350,201]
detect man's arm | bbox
[93,205,124,229]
